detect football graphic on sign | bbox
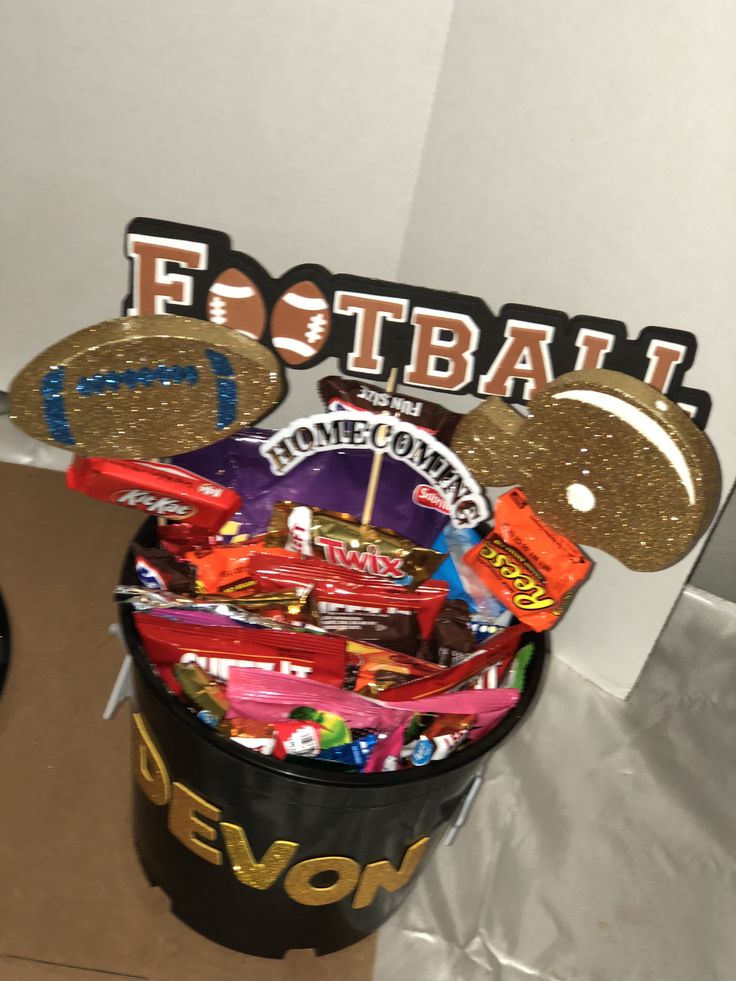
[8,315,283,458]
[270,281,331,366]
[206,268,267,341]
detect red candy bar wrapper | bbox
[157,523,219,556]
[271,720,323,759]
[183,540,293,596]
[133,613,346,689]
[464,488,591,631]
[374,622,527,701]
[67,457,241,532]
[469,647,518,690]
[246,552,448,639]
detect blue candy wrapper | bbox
[318,734,379,769]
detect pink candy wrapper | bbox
[226,667,520,772]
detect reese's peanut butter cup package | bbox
[464,488,591,631]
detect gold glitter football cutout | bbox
[453,369,721,571]
[9,315,284,458]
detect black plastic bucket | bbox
[119,519,547,958]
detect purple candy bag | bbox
[174,427,450,547]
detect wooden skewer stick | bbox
[361,367,399,527]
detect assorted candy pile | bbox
[11,305,723,777]
[82,377,549,775]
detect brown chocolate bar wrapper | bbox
[319,375,461,444]
[131,543,197,594]
[422,599,475,667]
[266,501,446,588]
[317,609,420,656]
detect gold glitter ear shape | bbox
[450,397,525,487]
[453,369,721,571]
[9,314,284,458]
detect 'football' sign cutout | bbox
[124,217,714,429]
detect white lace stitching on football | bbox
[270,281,332,365]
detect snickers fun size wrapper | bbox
[266,501,446,588]
[319,375,461,444]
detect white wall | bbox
[399,0,736,695]
[0,0,452,386]
[1,1,733,697]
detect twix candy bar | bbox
[266,501,446,588]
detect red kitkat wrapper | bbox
[464,488,591,631]
[374,622,527,701]
[133,613,346,688]
[246,552,448,639]
[67,457,241,532]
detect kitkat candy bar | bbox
[67,456,241,531]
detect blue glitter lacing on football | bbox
[74,363,200,396]
[41,367,76,445]
[205,348,236,429]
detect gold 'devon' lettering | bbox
[220,822,298,890]
[352,837,430,909]
[132,712,171,806]
[168,781,222,866]
[283,856,361,907]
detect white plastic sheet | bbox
[375,586,736,981]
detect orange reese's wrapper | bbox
[464,488,591,631]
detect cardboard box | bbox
[0,464,376,979]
